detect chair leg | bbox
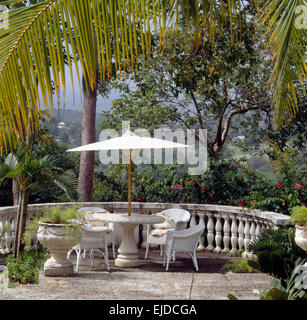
[192,251,199,271]
[160,245,163,257]
[173,251,176,262]
[112,242,115,259]
[145,243,150,259]
[112,233,116,259]
[67,248,74,260]
[104,239,110,271]
[75,248,82,273]
[166,253,171,271]
[90,250,94,268]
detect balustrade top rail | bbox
[0,201,290,226]
[0,202,291,256]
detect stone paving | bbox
[0,249,272,300]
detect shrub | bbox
[241,143,307,215]
[289,206,307,227]
[247,228,306,285]
[39,206,81,224]
[93,160,270,206]
[222,258,253,273]
[229,258,307,300]
[6,244,50,285]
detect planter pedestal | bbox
[37,223,78,276]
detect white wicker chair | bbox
[163,224,204,271]
[145,208,191,259]
[67,224,110,272]
[77,207,115,258]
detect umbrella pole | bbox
[128,149,132,216]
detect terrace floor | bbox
[0,248,272,300]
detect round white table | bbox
[88,213,164,267]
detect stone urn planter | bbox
[37,222,79,276]
[295,225,307,268]
[289,206,307,268]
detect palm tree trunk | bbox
[14,188,29,258]
[12,180,20,205]
[78,77,97,202]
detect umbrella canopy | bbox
[67,126,192,215]
[67,127,190,151]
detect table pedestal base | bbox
[115,253,140,267]
[115,223,140,267]
[89,213,164,268]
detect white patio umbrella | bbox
[67,125,192,216]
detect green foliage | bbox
[93,160,268,206]
[24,206,82,249]
[241,142,306,215]
[0,223,7,240]
[39,206,81,224]
[101,7,273,162]
[222,258,254,273]
[229,259,307,300]
[6,251,42,285]
[247,228,306,284]
[289,206,307,226]
[259,259,307,300]
[6,243,50,285]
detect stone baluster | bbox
[197,213,206,251]
[263,220,269,229]
[214,214,223,253]
[190,212,197,227]
[10,216,16,253]
[0,218,6,254]
[248,219,257,260]
[5,216,12,253]
[205,213,214,252]
[250,221,256,242]
[222,214,230,253]
[255,220,262,239]
[242,217,251,259]
[237,216,245,251]
[230,215,238,253]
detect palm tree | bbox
[0,144,77,258]
[0,0,305,194]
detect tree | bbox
[0,0,305,152]
[0,0,305,205]
[101,9,273,161]
[0,144,77,258]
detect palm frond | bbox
[0,0,246,151]
[52,170,78,200]
[261,0,307,128]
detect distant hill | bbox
[52,108,105,123]
[44,109,106,148]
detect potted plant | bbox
[30,206,82,277]
[289,206,307,268]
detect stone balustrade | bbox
[0,202,290,257]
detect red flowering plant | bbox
[240,145,307,215]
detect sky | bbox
[51,65,121,114]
